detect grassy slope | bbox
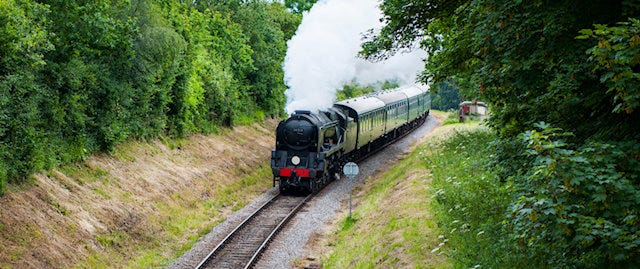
[321,112,488,268]
[0,120,277,268]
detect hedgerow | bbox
[511,123,640,268]
[0,0,301,194]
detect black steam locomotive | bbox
[270,84,430,193]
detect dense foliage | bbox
[0,0,301,193]
[363,0,640,266]
[334,81,399,101]
[514,123,640,267]
[430,81,461,111]
[284,0,318,14]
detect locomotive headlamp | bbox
[291,156,301,165]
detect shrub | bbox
[511,122,640,268]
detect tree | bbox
[0,0,302,193]
[229,1,301,118]
[0,0,52,189]
[284,0,317,14]
[430,81,461,110]
[335,83,375,101]
[362,0,640,266]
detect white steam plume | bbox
[283,0,427,114]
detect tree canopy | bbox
[363,0,640,267]
[0,0,301,193]
[284,0,318,14]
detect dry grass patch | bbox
[0,120,278,268]
[323,169,448,268]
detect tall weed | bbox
[424,128,530,268]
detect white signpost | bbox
[343,162,359,218]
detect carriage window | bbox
[363,115,368,131]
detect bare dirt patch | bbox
[0,120,278,268]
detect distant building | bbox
[458,100,488,122]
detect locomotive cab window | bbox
[323,126,338,149]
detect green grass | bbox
[58,163,110,185]
[442,109,460,125]
[96,231,129,248]
[48,198,70,216]
[323,136,451,268]
[424,124,528,268]
[92,187,111,199]
[159,136,192,151]
[322,121,527,268]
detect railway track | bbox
[195,193,312,269]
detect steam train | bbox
[270,84,430,193]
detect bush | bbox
[431,123,640,268]
[511,122,640,268]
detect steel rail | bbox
[243,194,312,269]
[195,193,311,269]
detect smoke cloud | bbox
[283,0,427,114]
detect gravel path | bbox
[168,114,439,269]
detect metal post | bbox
[342,162,359,220]
[349,177,353,217]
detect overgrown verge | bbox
[359,1,640,266]
[0,120,276,268]
[319,113,639,268]
[425,125,529,268]
[427,121,640,268]
[318,117,520,268]
[320,119,458,268]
